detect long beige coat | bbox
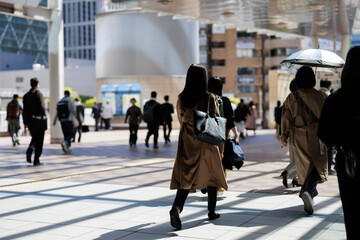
[170,93,228,190]
[280,88,328,185]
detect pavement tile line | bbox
[0,158,174,191]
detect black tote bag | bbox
[193,94,227,146]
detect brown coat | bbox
[170,93,228,190]
[281,88,328,185]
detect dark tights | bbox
[172,187,218,213]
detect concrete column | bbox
[48,0,64,144]
[338,0,350,59]
[310,10,319,48]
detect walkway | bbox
[0,129,345,239]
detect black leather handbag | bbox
[193,94,227,146]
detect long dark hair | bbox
[341,46,360,90]
[179,64,207,108]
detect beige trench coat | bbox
[170,93,228,190]
[280,88,328,185]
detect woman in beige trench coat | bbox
[169,64,228,230]
[281,66,328,215]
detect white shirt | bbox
[103,104,113,119]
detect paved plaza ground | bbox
[0,128,346,239]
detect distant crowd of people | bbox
[124,91,174,149]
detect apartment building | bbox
[208,26,303,128]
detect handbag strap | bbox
[206,93,210,114]
[293,91,318,122]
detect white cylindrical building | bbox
[95,9,199,118]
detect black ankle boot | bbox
[208,212,220,220]
[169,209,181,230]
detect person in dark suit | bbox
[161,95,174,144]
[143,91,162,149]
[23,78,47,166]
[91,102,100,131]
[125,98,142,147]
[73,98,85,143]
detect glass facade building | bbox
[63,0,97,62]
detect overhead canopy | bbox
[123,0,360,39]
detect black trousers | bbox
[94,118,99,131]
[27,129,45,163]
[145,123,159,146]
[163,122,172,141]
[336,154,360,240]
[73,124,82,142]
[299,167,319,198]
[129,124,139,144]
[60,121,74,147]
[172,187,218,213]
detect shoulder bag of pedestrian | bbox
[193,94,227,146]
[223,139,245,170]
[69,102,79,129]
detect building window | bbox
[270,47,298,57]
[237,32,256,38]
[212,59,225,66]
[78,2,81,23]
[237,77,254,84]
[211,41,225,48]
[16,77,24,83]
[236,48,255,58]
[89,49,92,60]
[237,67,256,75]
[237,85,257,94]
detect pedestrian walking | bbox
[245,101,257,135]
[318,46,360,239]
[281,66,328,215]
[22,78,47,166]
[53,90,77,154]
[234,99,249,139]
[161,95,174,144]
[6,94,22,146]
[274,100,281,139]
[102,101,113,130]
[319,78,335,174]
[125,98,142,147]
[143,91,161,149]
[207,76,239,195]
[73,98,84,143]
[169,64,227,230]
[279,80,300,188]
[91,102,100,131]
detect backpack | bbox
[56,100,70,120]
[8,100,20,117]
[143,102,158,123]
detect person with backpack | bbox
[6,94,22,146]
[207,76,239,196]
[143,91,162,149]
[318,46,360,239]
[23,78,47,166]
[53,90,77,153]
[281,66,328,215]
